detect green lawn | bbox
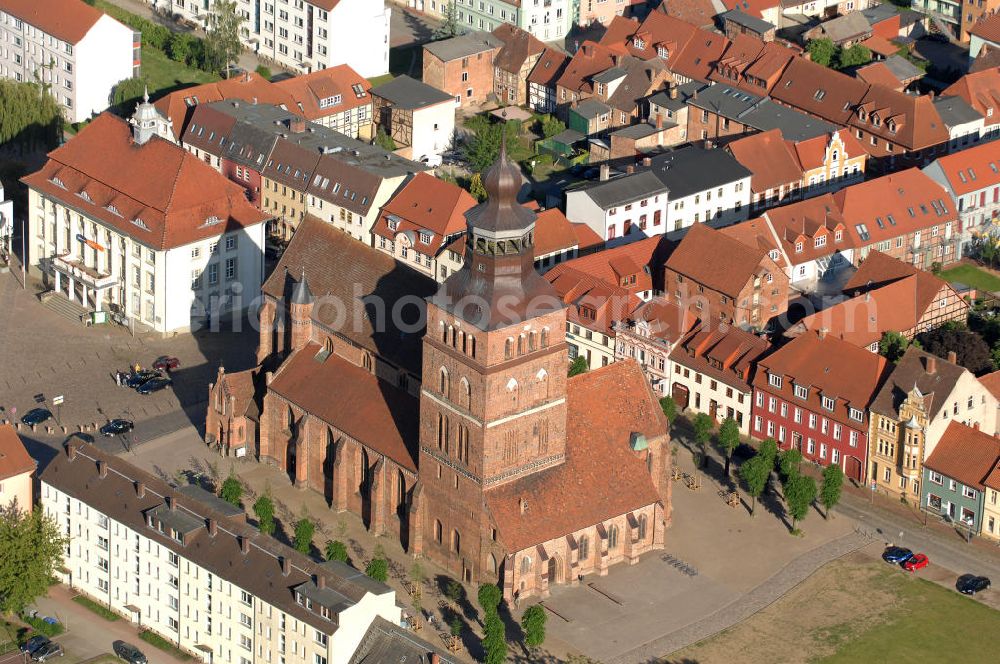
[72,595,121,621]
[821,574,1000,662]
[938,264,1000,292]
[139,630,192,661]
[141,45,219,99]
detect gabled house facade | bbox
[921,422,1000,534]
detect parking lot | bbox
[0,273,257,453]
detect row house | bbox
[663,222,789,330]
[855,58,924,94]
[614,298,699,397]
[565,145,752,245]
[932,96,986,154]
[660,0,722,30]
[0,424,33,511]
[726,128,866,213]
[580,0,646,26]
[527,48,570,113]
[921,423,1000,537]
[0,0,138,123]
[39,441,451,664]
[709,33,796,96]
[371,76,457,164]
[422,31,503,108]
[450,0,573,42]
[162,0,389,78]
[669,323,769,435]
[492,23,546,107]
[802,11,873,48]
[594,114,689,163]
[371,172,477,281]
[720,9,777,41]
[787,252,970,351]
[869,348,996,508]
[923,140,1000,242]
[571,56,672,137]
[22,109,269,335]
[554,41,620,113]
[182,101,421,245]
[943,67,1000,139]
[751,330,890,482]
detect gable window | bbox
[821,396,835,411]
[848,407,863,422]
[794,384,808,400]
[768,374,782,388]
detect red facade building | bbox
[751,331,890,481]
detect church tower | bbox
[417,143,569,583]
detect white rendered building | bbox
[0,0,138,123]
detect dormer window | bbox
[887,120,896,133]
[794,384,809,400]
[107,205,122,217]
[387,217,399,231]
[795,241,803,253]
[634,38,646,49]
[768,373,782,388]
[822,396,835,411]
[318,94,342,109]
[768,249,779,261]
[849,407,863,422]
[835,230,843,242]
[858,109,867,121]
[419,231,431,244]
[657,46,669,58]
[814,235,826,248]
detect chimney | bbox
[165,496,174,510]
[430,655,440,664]
[240,534,250,555]
[692,88,698,100]
[817,328,827,340]
[655,113,663,129]
[583,44,592,57]
[289,117,306,134]
[600,163,610,181]
[315,574,326,590]
[669,86,678,100]
[704,139,714,150]
[135,481,146,498]
[207,518,218,537]
[266,371,274,386]
[626,165,635,174]
[98,460,107,479]
[281,556,291,576]
[66,442,78,461]
[612,53,622,66]
[643,156,652,167]
[948,350,957,364]
[925,355,937,375]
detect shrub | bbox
[22,615,63,637]
[325,540,348,563]
[255,65,272,80]
[365,558,389,582]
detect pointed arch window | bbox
[520,556,532,575]
[452,529,461,554]
[638,514,648,540]
[578,535,589,561]
[608,524,620,550]
[517,335,525,356]
[434,519,443,544]
[541,327,550,348]
[458,425,469,464]
[505,338,514,359]
[529,331,537,351]
[439,367,450,397]
[460,378,471,409]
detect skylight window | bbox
[855,224,870,241]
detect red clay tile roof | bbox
[760,193,849,265]
[534,208,603,257]
[557,41,619,94]
[712,34,796,93]
[726,128,804,192]
[527,48,571,86]
[928,139,1000,196]
[671,322,769,389]
[484,361,664,552]
[275,65,371,121]
[971,12,1000,44]
[790,129,866,172]
[972,45,1000,74]
[844,250,920,292]
[720,216,786,268]
[21,114,269,251]
[860,35,899,59]
[544,235,664,296]
[371,173,476,255]
[855,62,904,91]
[943,67,1000,121]
[0,424,34,481]
[628,12,730,82]
[665,223,770,298]
[492,23,546,73]
[870,346,969,421]
[720,0,780,19]
[269,342,418,472]
[628,297,700,344]
[924,421,1000,490]
[771,57,869,126]
[980,370,1000,401]
[754,330,889,426]
[154,73,298,140]
[662,0,721,29]
[834,168,955,247]
[853,84,949,151]
[220,368,260,420]
[0,0,104,44]
[547,268,641,335]
[598,16,641,52]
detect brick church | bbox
[208,148,673,599]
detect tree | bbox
[0,79,63,150]
[717,417,740,476]
[168,33,193,64]
[807,38,836,67]
[482,613,507,664]
[477,583,502,618]
[365,557,389,582]
[463,116,520,172]
[293,517,315,555]
[838,44,872,68]
[252,493,275,535]
[467,172,488,202]
[205,0,243,77]
[759,438,778,467]
[540,114,566,139]
[432,1,463,40]
[568,356,589,377]
[820,463,844,519]
[778,448,803,482]
[784,474,817,534]
[450,617,463,637]
[692,413,714,468]
[0,504,67,614]
[879,331,910,363]
[110,77,148,116]
[219,472,243,507]
[255,65,272,80]
[740,454,770,517]
[325,539,348,562]
[375,126,396,151]
[659,396,677,426]
[917,325,993,374]
[521,603,547,648]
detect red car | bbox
[903,553,929,572]
[153,356,180,371]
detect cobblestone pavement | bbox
[0,272,257,449]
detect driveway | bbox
[30,585,187,664]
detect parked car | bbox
[21,636,50,656]
[881,546,913,564]
[903,553,929,572]
[32,642,63,661]
[136,377,171,395]
[152,356,180,371]
[20,408,52,426]
[100,419,134,437]
[125,370,161,389]
[113,641,147,664]
[957,574,991,595]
